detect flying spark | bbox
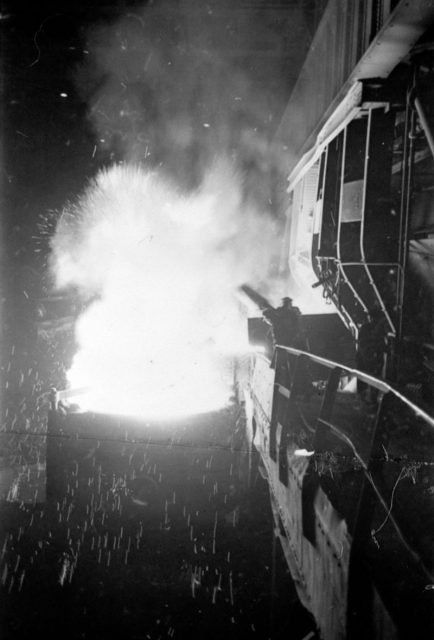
[51,162,273,420]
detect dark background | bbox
[0,2,321,638]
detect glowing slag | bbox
[51,163,271,419]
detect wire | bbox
[1,426,247,453]
[1,426,433,465]
[29,15,60,67]
[371,466,406,537]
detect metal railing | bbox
[264,344,434,636]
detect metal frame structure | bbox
[252,343,434,637]
[281,1,434,387]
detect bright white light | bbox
[51,163,276,419]
[250,344,265,354]
[294,449,315,457]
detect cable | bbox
[1,426,433,465]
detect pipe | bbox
[414,96,434,162]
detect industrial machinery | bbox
[238,2,434,638]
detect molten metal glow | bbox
[51,163,273,419]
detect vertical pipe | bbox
[359,109,396,334]
[359,109,372,275]
[414,96,434,161]
[397,73,416,352]
[313,366,341,452]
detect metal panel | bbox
[278,0,434,183]
[341,180,364,223]
[289,161,320,280]
[275,0,365,169]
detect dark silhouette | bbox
[263,297,303,348]
[356,308,389,379]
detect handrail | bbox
[265,344,434,584]
[252,342,434,635]
[336,125,369,320]
[359,109,396,335]
[318,416,433,581]
[275,345,434,429]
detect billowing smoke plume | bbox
[74,0,309,210]
[51,162,279,417]
[50,1,312,417]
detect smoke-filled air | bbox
[50,162,278,418]
[49,0,310,418]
